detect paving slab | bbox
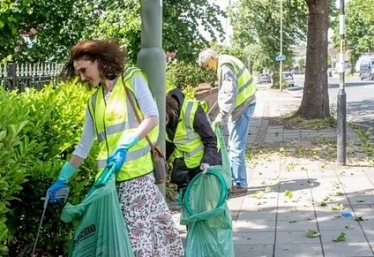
[168,88,374,257]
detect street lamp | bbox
[279,0,283,91]
[138,0,167,195]
[337,0,346,165]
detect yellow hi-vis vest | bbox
[87,67,159,181]
[218,55,257,108]
[166,100,205,168]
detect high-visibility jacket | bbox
[166,100,205,168]
[218,55,257,108]
[88,67,159,181]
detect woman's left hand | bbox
[107,148,127,172]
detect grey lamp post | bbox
[337,0,346,165]
[279,0,283,91]
[137,0,166,196]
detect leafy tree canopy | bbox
[0,0,225,64]
[0,0,98,62]
[228,0,308,71]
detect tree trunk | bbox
[295,0,330,119]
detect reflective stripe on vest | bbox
[88,67,158,181]
[166,100,204,168]
[218,55,257,108]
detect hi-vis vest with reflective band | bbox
[166,100,205,168]
[88,67,159,181]
[218,55,257,108]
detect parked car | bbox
[282,71,294,87]
[258,73,271,84]
[359,56,374,81]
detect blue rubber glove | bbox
[106,133,139,173]
[47,180,67,203]
[47,162,76,203]
[107,148,127,173]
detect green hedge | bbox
[0,84,98,256]
[166,61,216,89]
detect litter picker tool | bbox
[31,187,70,256]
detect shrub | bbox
[0,84,98,256]
[166,61,216,89]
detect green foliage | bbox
[332,0,374,70]
[162,0,225,62]
[1,0,225,64]
[0,89,40,256]
[0,0,94,62]
[297,58,306,68]
[166,61,216,89]
[0,83,98,256]
[165,63,201,100]
[271,70,287,89]
[229,0,337,74]
[88,0,225,64]
[229,0,308,70]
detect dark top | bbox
[166,88,222,169]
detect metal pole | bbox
[279,0,283,91]
[337,0,346,165]
[7,63,17,90]
[137,0,166,196]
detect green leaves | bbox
[306,229,321,238]
[331,203,345,211]
[333,232,346,242]
[0,82,98,255]
[284,190,294,199]
[229,0,308,71]
[1,0,226,64]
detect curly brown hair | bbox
[61,39,128,80]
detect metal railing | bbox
[0,63,63,91]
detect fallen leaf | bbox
[306,229,321,238]
[285,190,293,199]
[252,190,265,199]
[331,204,344,211]
[265,186,272,193]
[333,232,346,242]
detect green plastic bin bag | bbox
[61,164,135,257]
[180,167,235,257]
[214,125,232,191]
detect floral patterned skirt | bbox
[117,173,184,257]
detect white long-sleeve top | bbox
[72,74,159,159]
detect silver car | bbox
[282,71,294,87]
[258,73,271,84]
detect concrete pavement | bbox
[170,87,374,257]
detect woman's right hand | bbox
[47,180,68,203]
